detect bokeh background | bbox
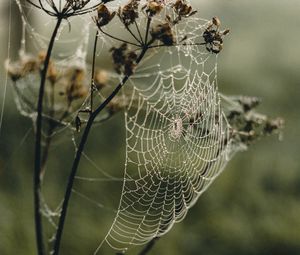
[1,0,300,255]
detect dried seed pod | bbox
[203,17,230,54]
[212,16,221,27]
[63,67,88,102]
[264,118,284,135]
[151,23,175,46]
[118,0,140,26]
[173,0,197,17]
[142,0,164,16]
[94,4,116,27]
[110,44,138,76]
[110,43,128,74]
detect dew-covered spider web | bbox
[7,1,245,254]
[94,13,236,254]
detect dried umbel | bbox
[25,0,101,18]
[203,17,230,54]
[226,96,284,146]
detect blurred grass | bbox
[1,0,300,254]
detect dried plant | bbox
[5,1,283,255]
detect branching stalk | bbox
[52,39,149,255]
[34,17,62,255]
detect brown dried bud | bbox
[173,0,196,17]
[212,16,221,27]
[64,67,88,101]
[94,4,116,27]
[223,29,230,36]
[203,17,230,54]
[151,23,175,46]
[110,44,138,76]
[143,0,164,16]
[118,0,140,26]
[264,118,284,135]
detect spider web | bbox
[7,1,242,254]
[94,7,235,253]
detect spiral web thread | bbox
[97,14,234,253]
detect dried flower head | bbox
[264,118,284,135]
[94,4,116,27]
[142,0,164,17]
[203,17,230,54]
[26,0,101,18]
[5,53,58,82]
[110,43,138,76]
[151,22,175,45]
[237,96,261,112]
[173,0,197,17]
[118,0,140,26]
[60,67,88,102]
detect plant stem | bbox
[34,17,62,255]
[52,45,148,255]
[90,30,99,113]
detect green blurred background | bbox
[1,0,300,254]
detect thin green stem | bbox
[34,17,62,255]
